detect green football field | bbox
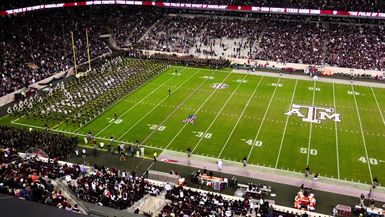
[4,66,385,184]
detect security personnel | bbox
[153,151,157,162]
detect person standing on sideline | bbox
[140,146,144,157]
[93,140,97,157]
[153,151,157,162]
[305,165,310,177]
[372,177,378,189]
[242,157,247,167]
[82,148,87,158]
[217,159,223,171]
[119,145,126,161]
[313,172,319,181]
[360,193,365,206]
[187,148,192,158]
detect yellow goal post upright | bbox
[70,31,78,75]
[85,27,92,72]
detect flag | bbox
[182,114,196,124]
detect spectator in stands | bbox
[0,126,77,159]
[68,167,163,210]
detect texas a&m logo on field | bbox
[285,104,341,123]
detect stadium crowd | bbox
[2,6,385,98]
[325,23,385,70]
[137,14,385,71]
[161,185,308,217]
[162,186,250,216]
[68,166,163,210]
[0,7,159,97]
[0,126,77,159]
[0,148,82,212]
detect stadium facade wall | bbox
[0,68,74,108]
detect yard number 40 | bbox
[359,157,378,165]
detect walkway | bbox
[158,150,385,202]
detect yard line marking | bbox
[246,77,281,161]
[217,76,264,158]
[140,70,217,146]
[192,73,248,153]
[306,81,317,165]
[72,67,182,134]
[11,121,166,152]
[351,84,373,181]
[53,121,64,129]
[275,79,298,168]
[10,115,24,123]
[370,87,385,126]
[0,114,9,120]
[93,68,185,136]
[163,71,234,150]
[333,83,340,179]
[9,116,378,186]
[117,69,202,140]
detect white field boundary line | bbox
[93,68,186,136]
[140,70,217,145]
[351,84,373,181]
[370,87,385,126]
[333,83,341,179]
[246,77,281,161]
[11,116,379,187]
[72,67,178,133]
[163,71,235,150]
[11,121,167,152]
[0,114,9,120]
[173,66,385,89]
[116,69,202,140]
[192,73,248,153]
[217,76,265,158]
[275,79,299,168]
[306,81,317,165]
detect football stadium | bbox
[1,1,385,217]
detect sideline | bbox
[158,150,385,202]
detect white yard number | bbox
[109,119,123,124]
[347,91,360,95]
[245,140,263,147]
[195,131,212,139]
[308,87,320,91]
[300,147,317,155]
[172,72,181,76]
[271,83,283,87]
[359,157,378,165]
[149,124,166,131]
[236,79,248,83]
[203,76,214,80]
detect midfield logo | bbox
[285,104,341,123]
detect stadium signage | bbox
[2,1,385,19]
[285,104,341,123]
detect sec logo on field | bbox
[211,83,229,89]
